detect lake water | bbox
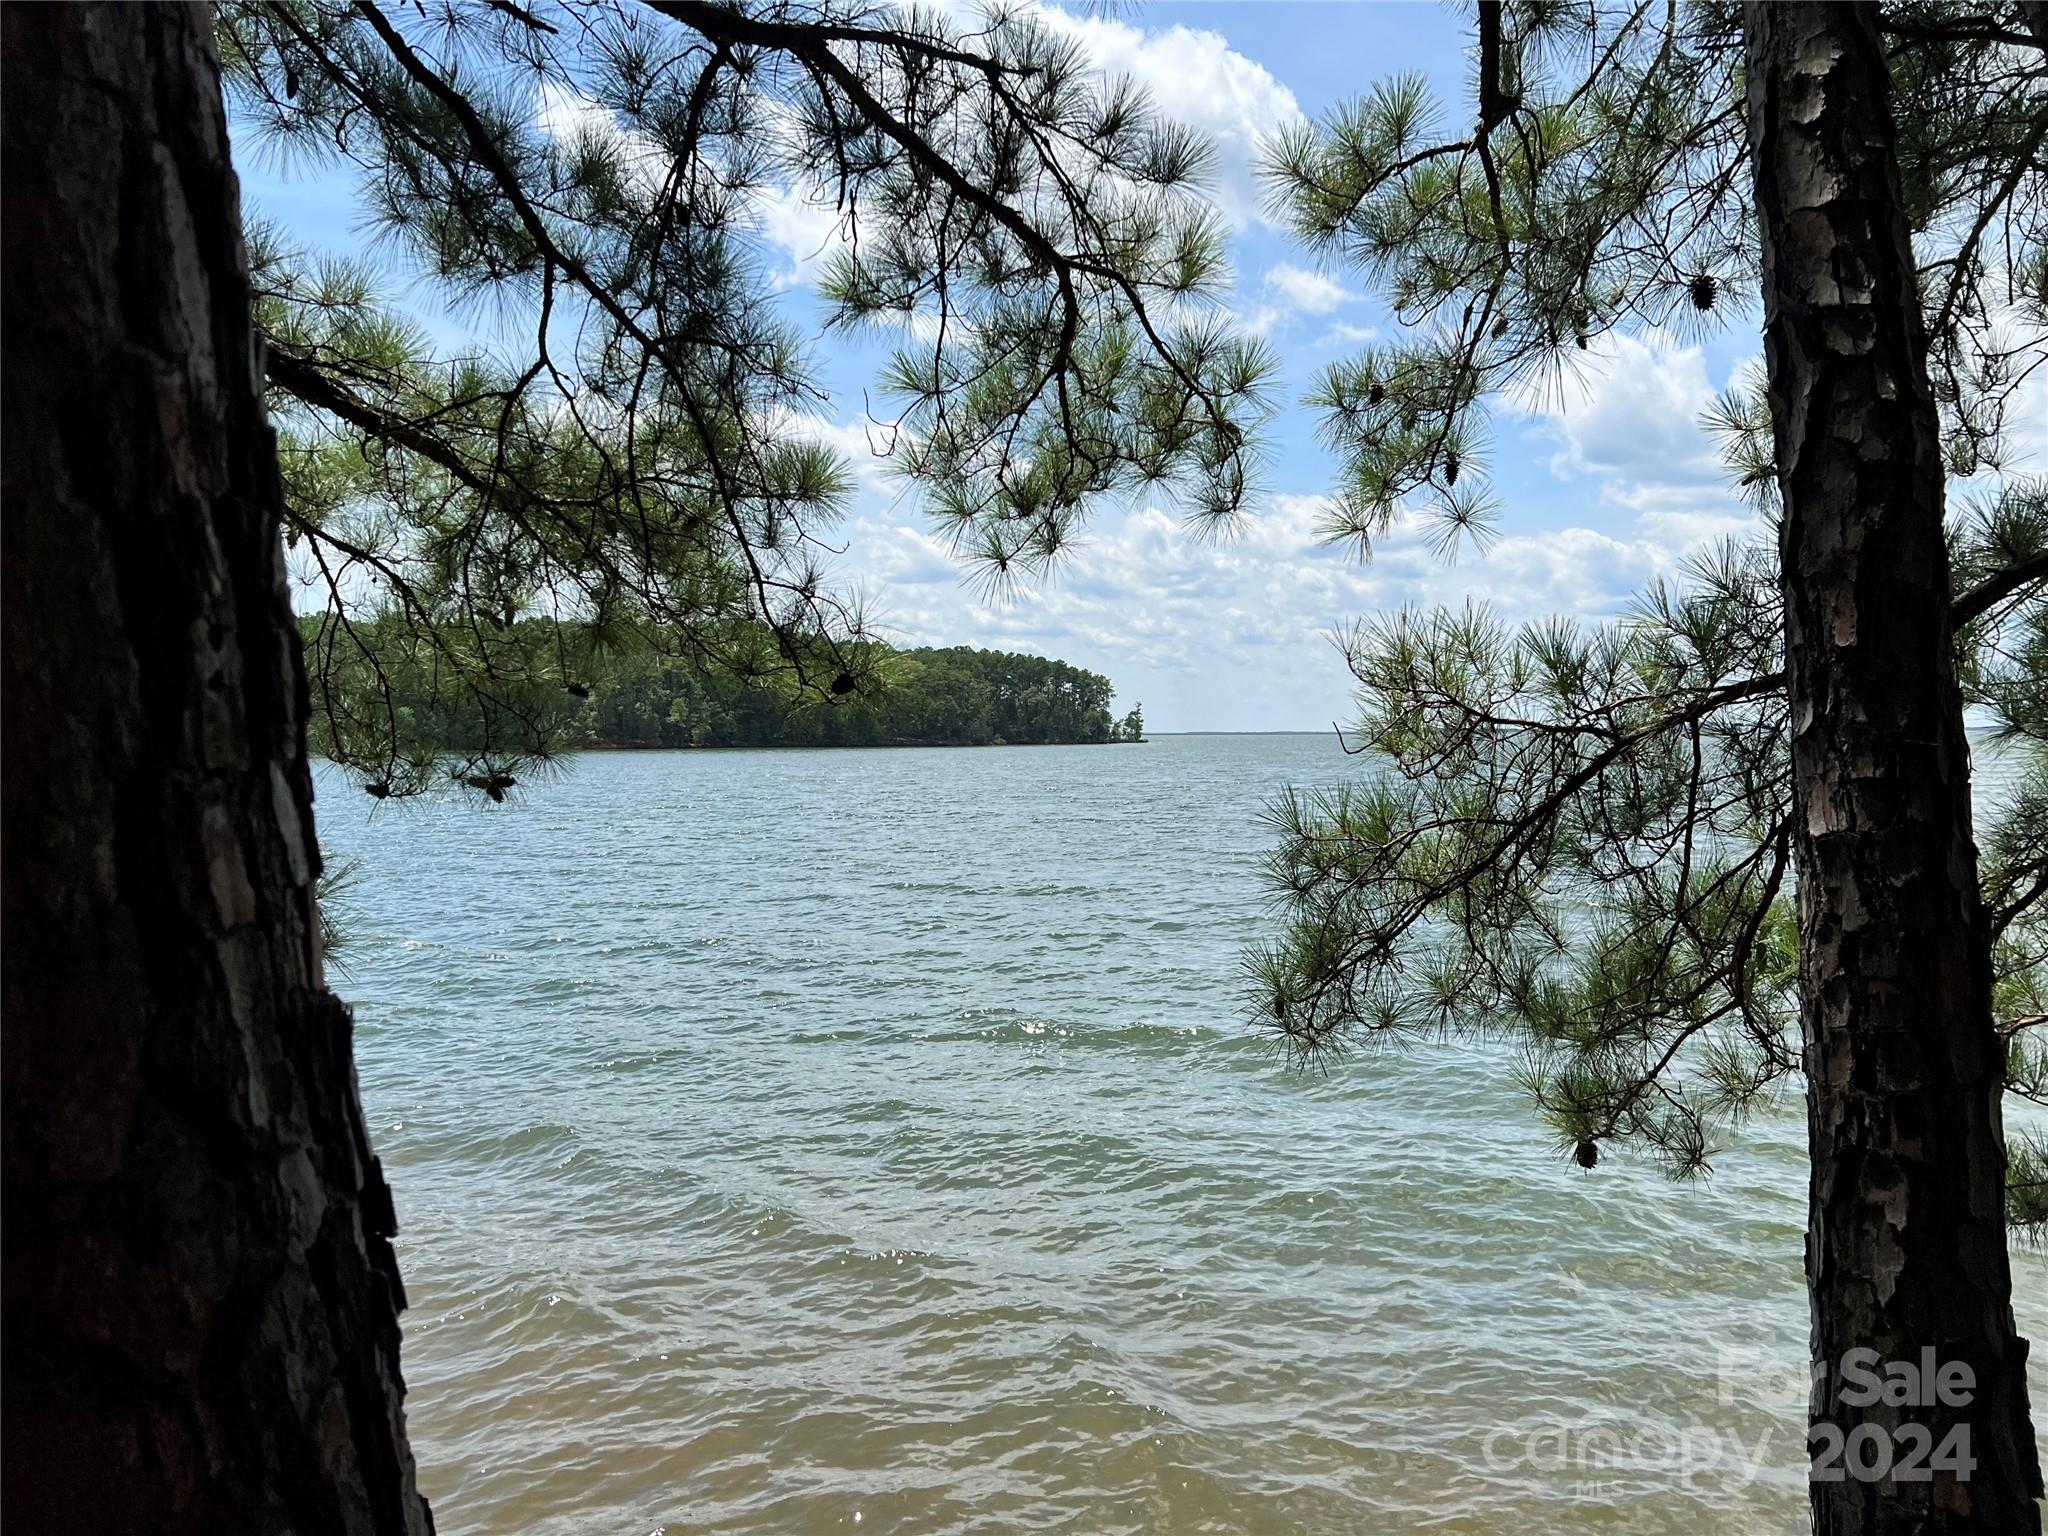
[318,733,2048,1534]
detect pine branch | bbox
[639,0,1251,487]
[348,0,840,687]
[1955,550,2048,627]
[267,345,506,502]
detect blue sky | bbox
[241,2,1836,732]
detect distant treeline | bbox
[585,644,1143,748]
[303,614,1143,752]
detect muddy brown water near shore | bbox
[320,733,2048,1534]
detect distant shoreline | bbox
[568,731,1336,749]
[579,737,1151,752]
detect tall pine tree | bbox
[2,4,431,1527]
[1258,1,2045,1524]
[2,1,1271,1524]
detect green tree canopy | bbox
[309,616,1127,750]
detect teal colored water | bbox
[319,734,2048,1534]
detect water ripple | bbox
[319,737,2048,1535]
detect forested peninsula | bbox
[583,644,1144,748]
[303,618,1144,751]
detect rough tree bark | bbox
[1744,4,2042,1530]
[1,5,432,1531]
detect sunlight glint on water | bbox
[319,734,2048,1535]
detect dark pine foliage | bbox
[1253,0,2048,1222]
[219,0,1271,796]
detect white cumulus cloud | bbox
[829,468,1753,730]
[1264,263,1351,315]
[1033,6,1303,229]
[1520,331,1759,556]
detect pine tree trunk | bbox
[1,5,432,1531]
[1744,5,2042,1530]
